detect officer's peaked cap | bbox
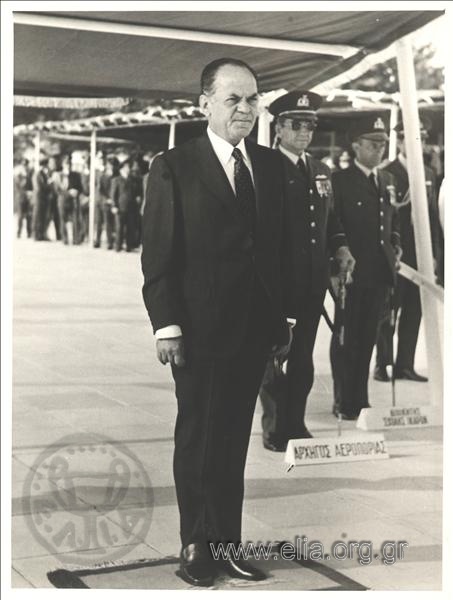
[268,91,322,120]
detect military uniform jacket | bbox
[384,158,438,269]
[282,151,347,305]
[332,164,400,287]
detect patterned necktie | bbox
[232,147,256,234]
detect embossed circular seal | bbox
[22,433,153,566]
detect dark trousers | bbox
[330,284,388,415]
[95,202,115,247]
[171,283,273,547]
[260,291,325,440]
[17,199,32,238]
[46,195,61,240]
[375,276,421,370]
[32,197,49,240]
[115,210,135,251]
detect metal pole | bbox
[168,121,176,150]
[89,129,97,245]
[388,103,399,161]
[395,37,443,407]
[257,111,271,147]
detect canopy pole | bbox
[168,121,176,150]
[395,36,443,407]
[89,130,97,246]
[388,103,399,161]
[34,131,41,170]
[257,111,272,148]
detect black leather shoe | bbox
[289,428,313,439]
[373,366,389,382]
[263,434,287,452]
[394,368,428,382]
[179,543,216,587]
[333,406,359,420]
[219,557,267,581]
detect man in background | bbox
[259,91,354,451]
[374,119,438,383]
[331,116,401,419]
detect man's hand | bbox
[394,245,403,271]
[335,245,355,276]
[157,336,185,367]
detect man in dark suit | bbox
[112,159,141,252]
[32,157,51,241]
[259,91,355,451]
[94,156,119,250]
[141,58,292,587]
[374,119,438,382]
[330,116,402,419]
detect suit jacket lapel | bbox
[194,134,239,219]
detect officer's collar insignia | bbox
[297,95,310,108]
[374,117,385,130]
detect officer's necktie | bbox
[297,157,308,178]
[369,172,378,191]
[232,147,256,234]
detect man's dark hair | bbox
[200,58,258,95]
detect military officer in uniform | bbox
[259,91,355,451]
[374,119,438,383]
[330,116,402,419]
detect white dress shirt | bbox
[155,127,255,340]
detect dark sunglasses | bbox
[286,119,317,132]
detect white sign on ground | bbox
[356,406,442,431]
[285,433,389,468]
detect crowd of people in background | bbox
[13,142,443,267]
[13,151,151,252]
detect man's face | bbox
[353,137,387,169]
[277,118,315,155]
[200,65,259,146]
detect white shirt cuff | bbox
[155,325,182,339]
[287,318,297,328]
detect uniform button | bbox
[310,205,315,211]
[311,222,316,227]
[310,189,313,195]
[380,211,384,216]
[380,198,384,203]
[311,239,316,244]
[380,225,384,230]
[380,240,384,245]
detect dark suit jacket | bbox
[32,169,51,206]
[384,158,439,269]
[111,175,140,212]
[332,164,400,287]
[282,151,347,306]
[141,133,290,357]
